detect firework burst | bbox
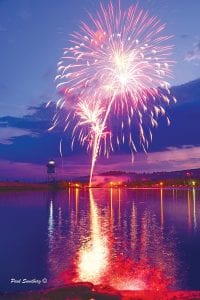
[54,1,176,185]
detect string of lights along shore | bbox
[50,1,176,185]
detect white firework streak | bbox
[54,1,176,185]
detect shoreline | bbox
[1,282,200,300]
[0,181,199,191]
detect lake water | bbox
[0,188,200,292]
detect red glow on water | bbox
[104,256,171,291]
[60,254,171,291]
[59,189,173,291]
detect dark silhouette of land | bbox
[0,168,199,190]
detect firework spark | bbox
[54,1,176,185]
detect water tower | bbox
[46,159,56,182]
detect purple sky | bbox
[1,145,200,180]
[0,0,200,180]
[0,0,200,117]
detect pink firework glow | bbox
[53,1,176,185]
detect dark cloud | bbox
[0,79,199,173]
[0,127,33,144]
[185,41,200,61]
[180,34,189,39]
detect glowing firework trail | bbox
[55,1,176,185]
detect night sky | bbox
[0,0,200,180]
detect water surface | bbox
[0,188,200,292]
